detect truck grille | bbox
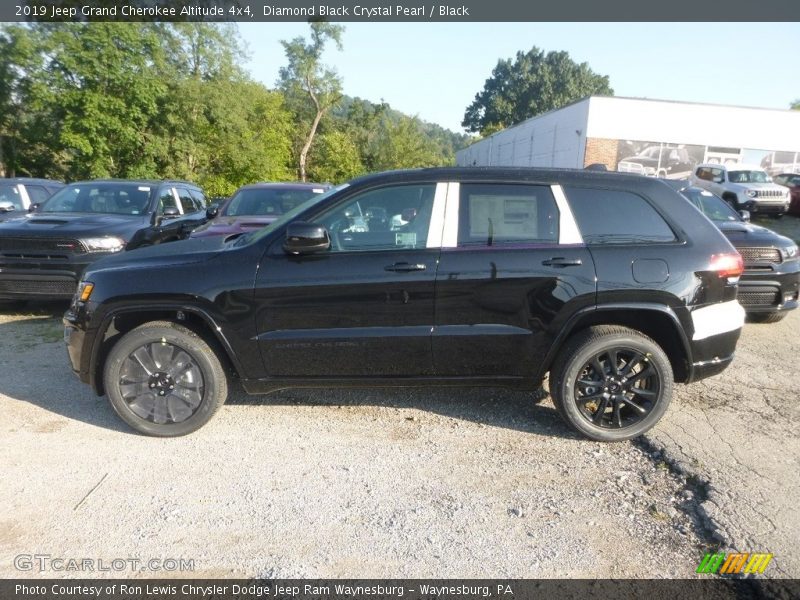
[753,189,785,199]
[0,237,86,259]
[738,287,780,307]
[737,247,781,265]
[0,278,77,296]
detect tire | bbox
[549,326,673,442]
[747,312,787,324]
[103,320,228,436]
[721,194,738,210]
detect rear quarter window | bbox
[563,187,676,244]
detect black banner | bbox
[3,0,800,22]
[2,580,800,600]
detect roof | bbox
[66,178,202,188]
[1,177,64,185]
[238,182,331,190]
[347,166,656,187]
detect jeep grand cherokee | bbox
[64,168,745,441]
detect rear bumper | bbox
[687,300,743,383]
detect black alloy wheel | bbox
[550,326,673,442]
[104,321,228,436]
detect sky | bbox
[237,22,799,133]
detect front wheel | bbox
[549,326,673,442]
[103,321,228,436]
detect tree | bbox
[279,22,344,182]
[307,130,364,183]
[371,116,444,171]
[462,47,613,135]
[792,100,800,110]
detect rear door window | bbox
[564,187,676,244]
[24,185,52,204]
[457,184,559,247]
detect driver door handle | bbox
[541,257,583,268]
[385,262,426,272]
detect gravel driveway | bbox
[0,303,797,579]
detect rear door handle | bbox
[542,257,583,268]
[385,262,427,272]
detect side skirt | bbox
[240,375,541,395]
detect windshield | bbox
[42,183,153,215]
[727,170,771,184]
[224,187,325,217]
[0,183,23,210]
[234,183,349,246]
[680,188,741,222]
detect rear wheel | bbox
[549,326,673,442]
[747,312,787,324]
[103,321,228,436]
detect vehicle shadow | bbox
[0,306,579,440]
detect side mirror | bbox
[0,201,15,213]
[712,177,724,184]
[162,206,180,220]
[28,202,40,213]
[206,205,219,220]
[284,221,330,255]
[738,210,750,222]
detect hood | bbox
[717,220,794,247]
[191,215,277,238]
[0,212,148,239]
[727,182,786,192]
[85,234,232,277]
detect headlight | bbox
[781,245,799,260]
[80,237,125,252]
[745,190,757,198]
[76,281,94,302]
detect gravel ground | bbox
[0,302,797,579]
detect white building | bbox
[456,96,800,178]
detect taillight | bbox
[709,252,744,279]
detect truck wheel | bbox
[747,312,787,324]
[103,320,227,436]
[549,326,673,442]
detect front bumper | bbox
[0,256,105,300]
[738,262,800,314]
[742,200,789,215]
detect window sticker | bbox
[395,232,417,246]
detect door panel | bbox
[255,182,445,378]
[432,182,596,378]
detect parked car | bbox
[0,179,207,302]
[664,180,799,323]
[617,145,696,178]
[690,163,790,217]
[774,173,800,216]
[0,178,64,221]
[191,182,331,239]
[64,168,745,441]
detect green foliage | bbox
[792,100,800,110]
[463,46,613,135]
[0,22,469,191]
[279,22,345,181]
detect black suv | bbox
[665,180,800,323]
[0,178,64,221]
[0,179,207,301]
[64,168,745,441]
